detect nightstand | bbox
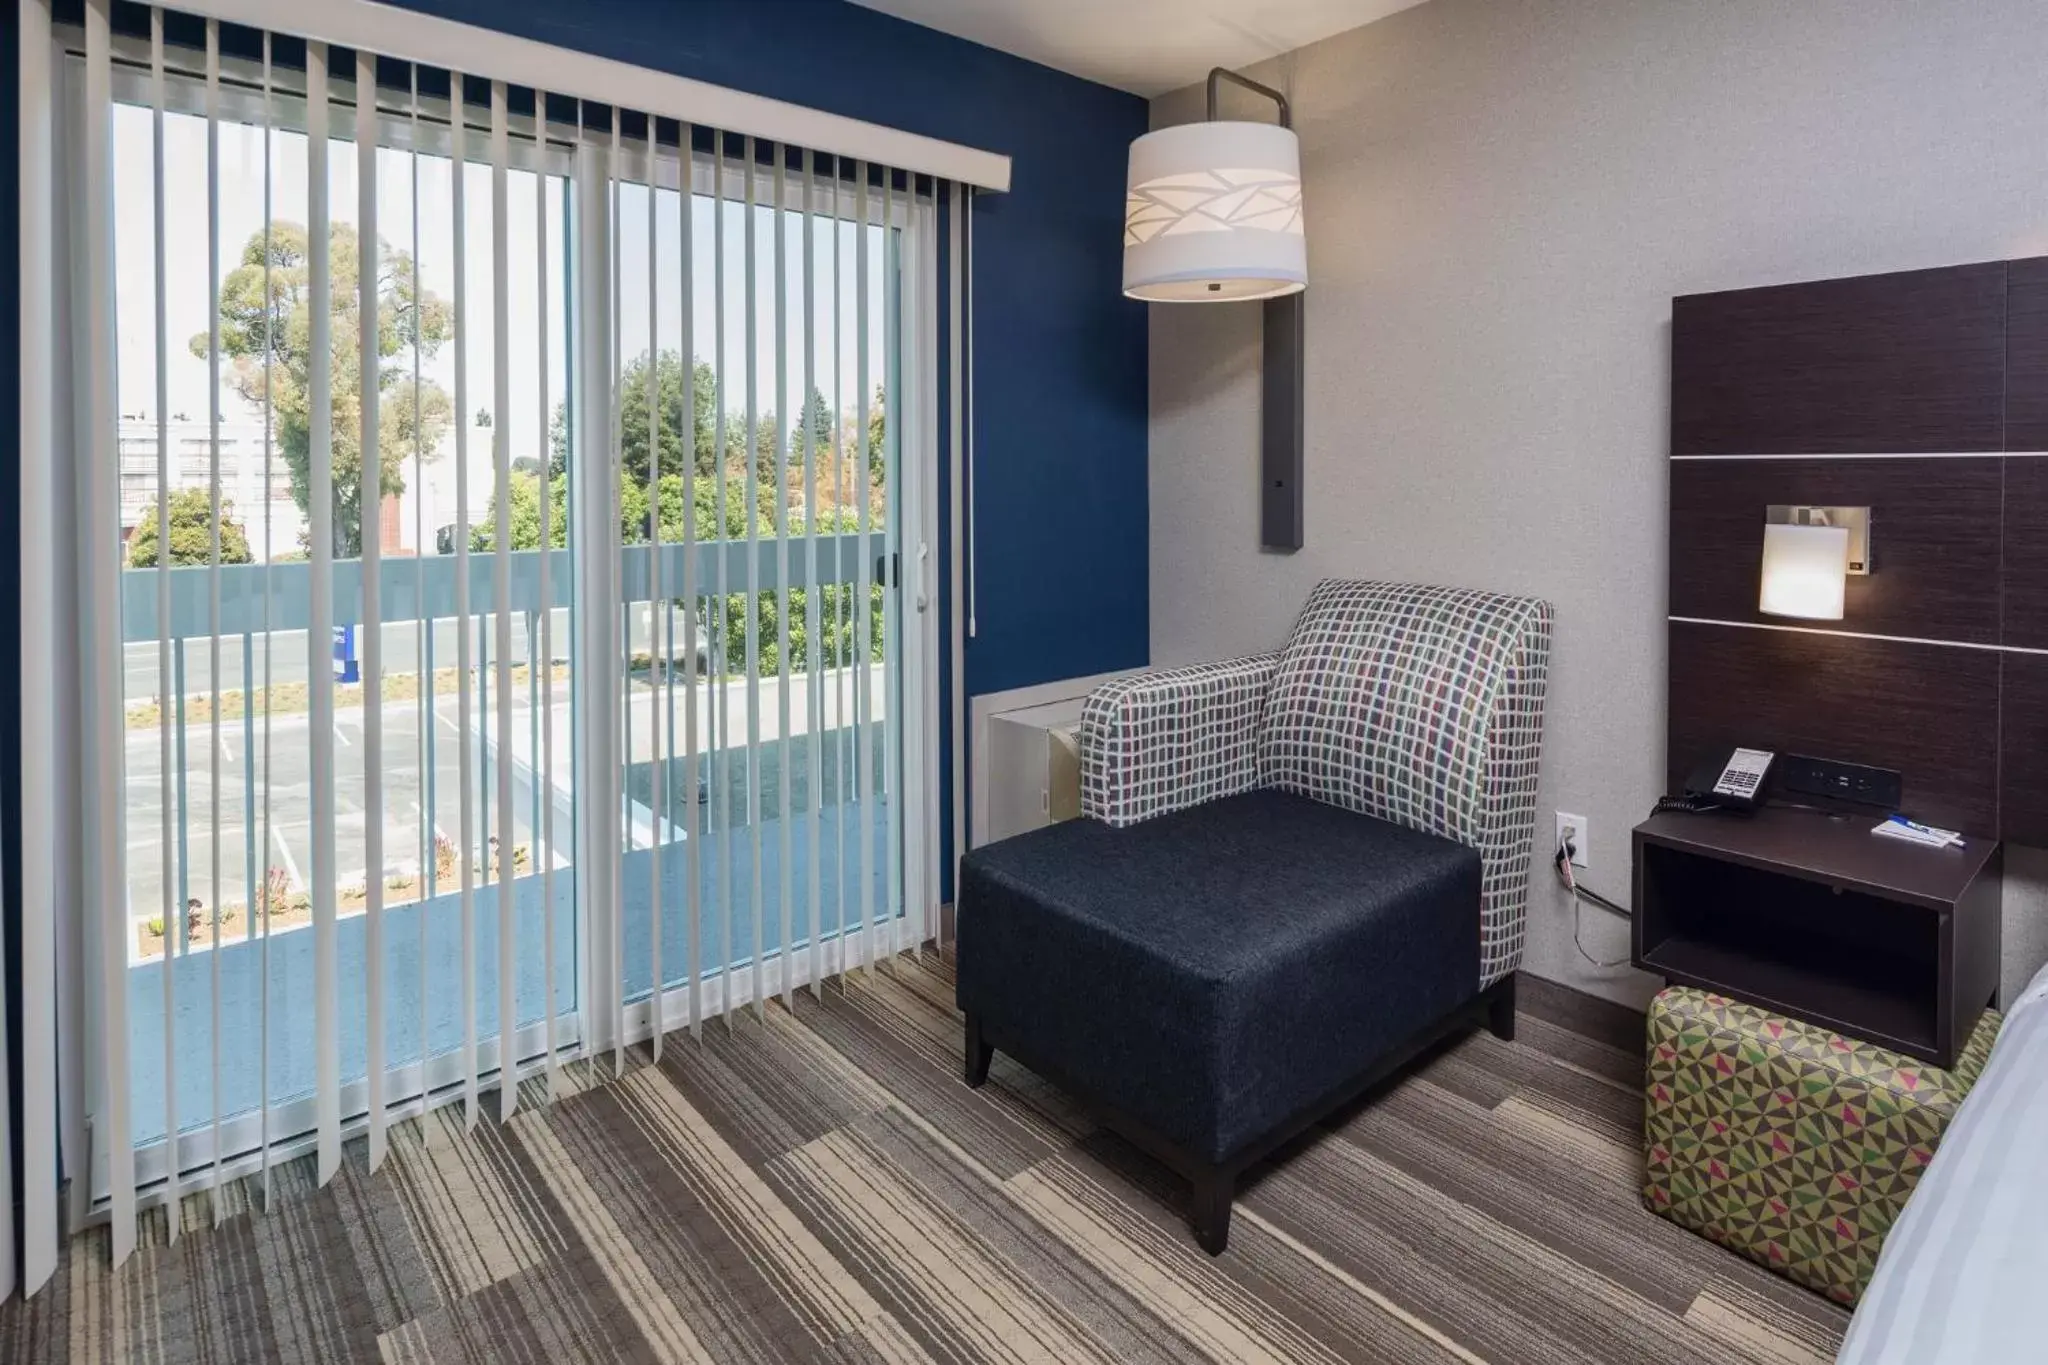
[1631,806,2001,1068]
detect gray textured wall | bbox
[1149,0,2048,1008]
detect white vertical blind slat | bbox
[572,106,596,1089]
[205,16,226,1219]
[148,6,179,1239]
[410,61,432,1145]
[491,79,518,1123]
[946,182,965,945]
[306,38,342,1186]
[17,0,62,1293]
[609,110,626,1076]
[645,121,664,1059]
[680,123,703,1040]
[7,0,31,1290]
[257,29,277,1206]
[854,164,873,982]
[827,165,843,970]
[774,148,793,1008]
[82,0,130,1233]
[920,177,943,943]
[0,0,18,1226]
[571,121,618,1085]
[358,45,390,1171]
[452,70,480,1131]
[743,138,764,1021]
[801,151,824,1003]
[711,133,732,1032]
[881,172,900,971]
[537,90,560,1098]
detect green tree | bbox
[791,388,834,464]
[194,221,454,558]
[468,471,562,552]
[550,351,719,483]
[473,467,884,680]
[127,488,255,568]
[752,406,784,484]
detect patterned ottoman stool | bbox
[1643,986,2000,1305]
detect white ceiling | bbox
[848,0,1432,98]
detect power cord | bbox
[1554,829,1631,969]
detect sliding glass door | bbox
[105,44,582,1194]
[81,19,931,1207]
[608,137,915,1041]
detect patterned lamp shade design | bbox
[1123,120,1306,302]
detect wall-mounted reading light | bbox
[1124,68,1306,552]
[1759,505,1869,621]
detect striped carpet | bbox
[0,952,1850,1363]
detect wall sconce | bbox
[1759,505,1869,621]
[1123,68,1306,552]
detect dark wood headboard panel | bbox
[1669,257,2048,842]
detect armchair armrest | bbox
[1080,655,1279,828]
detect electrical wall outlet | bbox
[1555,811,1588,868]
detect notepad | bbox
[1872,816,1964,849]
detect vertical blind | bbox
[11,0,991,1291]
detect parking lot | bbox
[122,661,885,947]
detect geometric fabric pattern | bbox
[1643,986,2001,1307]
[1079,654,1277,828]
[1124,168,1304,246]
[1259,580,1554,988]
[1079,579,1553,991]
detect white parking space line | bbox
[272,824,304,891]
[334,720,353,748]
[220,732,234,764]
[408,800,454,845]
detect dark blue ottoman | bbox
[956,789,1507,1254]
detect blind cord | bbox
[964,188,977,639]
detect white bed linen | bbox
[1836,961,2048,1364]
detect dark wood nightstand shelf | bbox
[1632,806,2001,1067]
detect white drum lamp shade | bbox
[1759,522,1850,620]
[1123,120,1306,302]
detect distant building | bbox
[118,418,305,561]
[399,420,531,554]
[121,417,537,561]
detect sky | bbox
[112,95,896,492]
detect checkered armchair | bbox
[1081,580,1554,986]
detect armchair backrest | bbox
[1259,580,1554,984]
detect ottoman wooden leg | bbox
[963,1016,994,1088]
[1191,1167,1234,1256]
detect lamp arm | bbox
[1206,67,1292,128]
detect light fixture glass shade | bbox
[1759,522,1850,620]
[1123,120,1306,302]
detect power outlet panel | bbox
[1556,811,1589,868]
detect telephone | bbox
[1663,746,1778,814]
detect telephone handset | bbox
[1653,746,1778,815]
